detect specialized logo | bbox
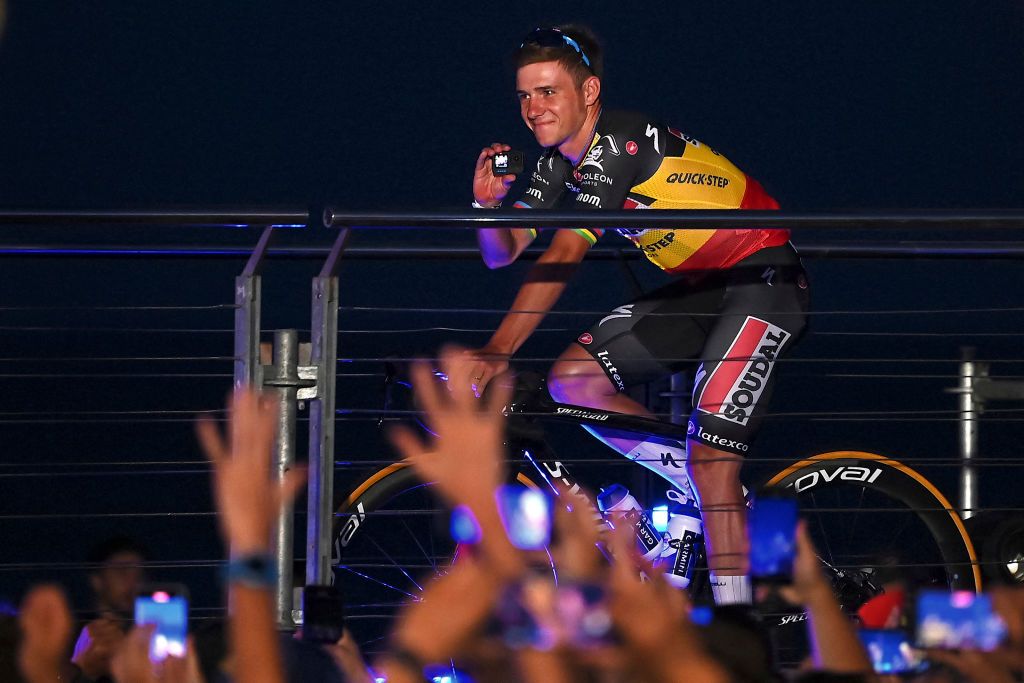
[788,466,883,493]
[596,350,626,392]
[555,406,610,421]
[577,332,593,345]
[626,140,638,155]
[666,172,730,188]
[778,613,808,626]
[698,317,790,426]
[761,266,776,286]
[660,451,684,469]
[598,304,634,327]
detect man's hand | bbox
[389,346,511,510]
[18,585,73,683]
[778,521,830,606]
[196,389,307,553]
[72,616,126,680]
[461,345,512,397]
[473,143,517,207]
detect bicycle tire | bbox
[333,463,540,655]
[762,451,981,593]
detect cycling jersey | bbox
[514,109,789,273]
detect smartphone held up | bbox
[135,585,188,662]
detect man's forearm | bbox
[230,585,286,683]
[477,227,532,269]
[488,233,588,353]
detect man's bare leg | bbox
[687,441,750,604]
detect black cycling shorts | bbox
[574,243,810,456]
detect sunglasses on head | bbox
[519,27,592,69]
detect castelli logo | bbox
[625,141,638,155]
[578,333,593,345]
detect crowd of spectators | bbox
[6,347,1024,682]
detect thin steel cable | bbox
[0,326,235,333]
[0,373,233,378]
[0,356,235,362]
[341,304,1024,317]
[336,355,1024,364]
[0,304,237,312]
[337,326,1024,338]
[336,406,1024,419]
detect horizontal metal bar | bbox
[4,243,1024,260]
[0,209,309,227]
[324,208,1024,229]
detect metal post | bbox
[668,372,689,426]
[958,347,982,520]
[233,227,275,388]
[262,330,315,629]
[306,229,350,586]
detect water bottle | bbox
[663,499,704,589]
[596,484,666,562]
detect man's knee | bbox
[548,346,616,404]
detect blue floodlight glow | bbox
[652,504,669,533]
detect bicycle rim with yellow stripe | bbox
[763,451,981,594]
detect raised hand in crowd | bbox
[323,629,375,683]
[71,616,125,681]
[196,388,306,683]
[389,346,524,579]
[109,626,203,683]
[606,523,730,683]
[918,585,1024,683]
[380,551,505,682]
[778,521,873,678]
[18,585,73,683]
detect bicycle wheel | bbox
[763,451,981,598]
[332,463,542,656]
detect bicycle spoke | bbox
[367,529,426,593]
[400,509,440,577]
[811,491,838,567]
[338,564,420,602]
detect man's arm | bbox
[474,147,567,268]
[478,227,537,269]
[468,229,591,388]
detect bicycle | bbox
[332,363,980,655]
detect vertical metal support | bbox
[958,347,982,520]
[262,330,310,629]
[306,228,351,586]
[669,372,689,426]
[233,227,275,388]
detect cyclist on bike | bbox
[466,25,809,606]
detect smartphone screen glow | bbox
[135,593,187,662]
[749,496,798,580]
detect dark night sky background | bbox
[1,1,1023,611]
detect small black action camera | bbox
[491,150,525,176]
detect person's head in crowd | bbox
[700,604,782,682]
[86,535,149,618]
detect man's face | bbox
[516,61,590,149]
[90,551,145,615]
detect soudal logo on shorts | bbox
[577,332,593,345]
[698,317,790,426]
